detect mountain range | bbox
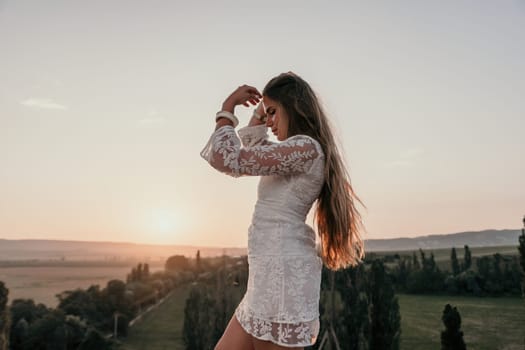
[0,229,521,262]
[364,229,520,251]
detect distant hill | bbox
[365,229,521,252]
[0,239,246,262]
[0,229,521,262]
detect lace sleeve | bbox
[201,125,321,177]
[237,124,275,147]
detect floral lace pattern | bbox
[200,125,320,177]
[201,124,325,347]
[235,301,320,347]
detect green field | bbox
[399,294,525,350]
[119,290,525,350]
[0,266,135,306]
[0,264,165,307]
[118,285,190,350]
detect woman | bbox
[201,72,364,350]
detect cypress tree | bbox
[463,245,472,271]
[183,287,202,350]
[196,250,201,274]
[492,254,503,285]
[412,252,420,270]
[451,248,460,276]
[137,263,143,281]
[212,266,228,344]
[519,215,525,296]
[440,304,466,350]
[367,260,401,350]
[397,258,409,290]
[143,263,150,280]
[429,252,437,271]
[419,249,427,269]
[339,265,369,350]
[0,282,9,350]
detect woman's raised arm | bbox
[201,126,321,177]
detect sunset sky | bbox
[1,1,524,248]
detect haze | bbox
[1,1,524,247]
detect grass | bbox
[118,285,190,350]
[0,266,139,307]
[1,247,521,349]
[117,287,525,350]
[398,294,525,350]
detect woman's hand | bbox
[248,102,267,126]
[255,102,265,117]
[222,85,262,112]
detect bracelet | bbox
[215,111,239,127]
[252,109,267,123]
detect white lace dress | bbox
[201,124,325,347]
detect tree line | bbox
[181,253,402,350]
[0,259,191,350]
[0,216,524,349]
[385,244,523,296]
[181,217,525,350]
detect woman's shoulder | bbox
[285,133,320,145]
[285,134,324,157]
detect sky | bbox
[1,0,524,248]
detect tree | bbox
[104,279,132,336]
[0,282,9,350]
[440,304,466,350]
[451,248,460,276]
[407,250,444,293]
[462,245,472,271]
[57,288,105,328]
[143,263,150,280]
[419,249,427,269]
[64,315,90,349]
[519,215,525,296]
[395,257,409,291]
[367,260,401,350]
[412,252,420,270]
[10,299,40,326]
[137,263,143,281]
[338,265,369,350]
[57,280,134,335]
[491,253,503,294]
[212,264,229,343]
[23,310,68,350]
[127,262,150,282]
[106,280,125,299]
[127,267,136,283]
[183,287,204,350]
[196,250,202,274]
[11,318,28,350]
[8,298,100,350]
[9,298,50,348]
[77,328,113,350]
[429,253,437,271]
[165,255,190,272]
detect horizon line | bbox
[0,227,519,247]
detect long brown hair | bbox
[263,72,365,270]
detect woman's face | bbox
[263,96,289,141]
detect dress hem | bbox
[234,308,318,348]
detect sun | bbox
[156,215,175,232]
[146,208,179,244]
